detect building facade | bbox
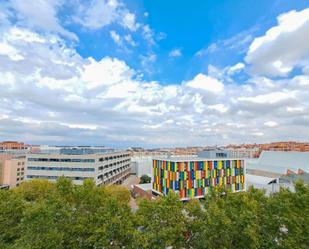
[153,157,245,199]
[0,141,29,150]
[197,149,232,159]
[130,156,153,177]
[226,147,259,158]
[26,149,131,186]
[0,155,26,188]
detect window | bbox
[27,166,95,172]
[27,175,91,180]
[28,158,95,163]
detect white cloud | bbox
[286,106,304,113]
[1,7,309,146]
[9,0,77,40]
[72,0,119,30]
[186,74,224,93]
[246,8,309,76]
[110,30,121,45]
[70,0,140,32]
[121,12,139,31]
[252,132,264,137]
[208,104,228,113]
[238,92,293,104]
[227,62,245,75]
[195,27,256,57]
[142,24,155,45]
[264,121,278,127]
[124,34,136,46]
[82,57,134,89]
[169,48,182,57]
[0,42,24,61]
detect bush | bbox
[139,175,151,184]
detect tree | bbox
[139,175,151,184]
[0,178,308,249]
[104,185,131,204]
[135,192,187,249]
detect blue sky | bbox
[73,0,308,83]
[0,0,309,147]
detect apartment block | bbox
[153,157,245,200]
[0,141,29,150]
[0,155,26,188]
[25,147,131,186]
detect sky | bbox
[0,0,309,148]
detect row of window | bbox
[97,164,130,180]
[98,154,130,161]
[98,159,130,170]
[27,175,91,180]
[28,158,95,163]
[27,166,95,172]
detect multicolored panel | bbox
[152,159,245,198]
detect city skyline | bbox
[0,1,309,147]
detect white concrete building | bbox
[130,156,153,177]
[26,147,131,186]
[246,151,309,194]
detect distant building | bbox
[25,147,131,186]
[226,147,259,158]
[246,151,309,193]
[197,149,232,159]
[153,156,245,200]
[272,170,309,191]
[0,141,28,150]
[0,155,26,188]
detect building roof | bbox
[247,151,309,174]
[153,156,243,162]
[134,183,152,191]
[251,151,309,174]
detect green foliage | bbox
[104,185,131,204]
[136,192,187,249]
[0,179,308,249]
[139,175,151,184]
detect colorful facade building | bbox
[153,157,245,199]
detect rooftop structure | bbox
[197,149,232,159]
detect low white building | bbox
[246,151,309,194]
[130,156,153,177]
[26,147,131,186]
